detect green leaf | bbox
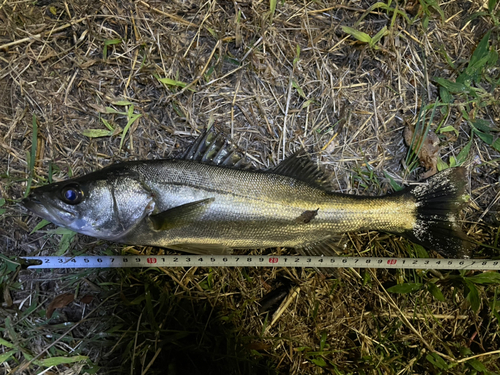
[103,39,122,59]
[422,15,429,30]
[105,107,126,115]
[0,350,17,363]
[0,337,15,349]
[38,355,88,367]
[370,26,388,46]
[469,31,491,69]
[56,231,77,256]
[488,48,498,67]
[291,80,306,99]
[488,0,498,12]
[434,77,467,93]
[387,283,423,294]
[0,198,5,206]
[428,282,445,302]
[464,279,480,312]
[426,353,449,370]
[467,358,488,371]
[30,219,51,234]
[269,0,277,19]
[82,129,113,138]
[158,77,187,87]
[467,272,500,285]
[319,331,327,351]
[439,125,459,136]
[341,26,372,43]
[100,118,115,131]
[425,0,445,20]
[383,171,403,191]
[104,38,122,46]
[310,357,327,367]
[472,118,498,133]
[439,86,452,104]
[112,100,133,106]
[455,137,473,165]
[474,129,493,144]
[119,113,142,150]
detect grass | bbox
[0,0,499,374]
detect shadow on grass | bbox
[102,268,276,375]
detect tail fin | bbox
[403,167,471,258]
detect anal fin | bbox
[168,244,233,255]
[296,235,346,257]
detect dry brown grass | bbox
[1,0,499,374]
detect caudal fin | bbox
[404,167,471,258]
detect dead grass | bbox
[0,0,499,374]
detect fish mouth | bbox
[22,193,74,225]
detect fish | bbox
[22,128,470,258]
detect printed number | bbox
[295,258,300,263]
[136,258,141,262]
[198,258,203,262]
[223,257,228,262]
[84,259,89,263]
[44,259,50,263]
[424,261,429,265]
[448,261,453,265]
[330,259,336,263]
[459,261,464,265]
[413,260,418,265]
[235,257,239,262]
[259,258,264,262]
[494,262,498,266]
[70,259,76,263]
[436,261,441,265]
[186,257,190,262]
[110,258,114,262]
[247,258,252,262]
[211,258,216,262]
[377,260,382,264]
[482,261,487,265]
[174,257,178,262]
[123,258,128,263]
[97,258,102,263]
[354,259,359,263]
[307,258,311,263]
[342,259,347,263]
[318,258,323,263]
[366,260,371,264]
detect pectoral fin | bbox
[149,198,215,230]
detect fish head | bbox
[22,166,155,240]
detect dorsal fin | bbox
[269,150,333,191]
[181,127,251,169]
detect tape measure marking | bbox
[20,255,500,270]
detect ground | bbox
[0,0,499,374]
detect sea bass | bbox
[22,130,470,257]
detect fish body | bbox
[23,131,469,257]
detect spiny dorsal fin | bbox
[181,127,251,169]
[269,150,333,191]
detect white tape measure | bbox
[20,255,500,270]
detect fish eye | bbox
[61,184,83,205]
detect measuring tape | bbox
[20,255,500,270]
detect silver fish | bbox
[22,129,470,257]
